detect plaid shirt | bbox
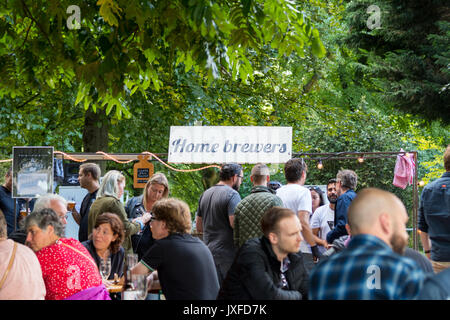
[309,234,425,300]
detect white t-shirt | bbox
[310,204,335,254]
[276,184,312,253]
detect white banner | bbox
[168,126,292,164]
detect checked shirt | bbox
[309,234,425,300]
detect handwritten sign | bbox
[168,126,292,164]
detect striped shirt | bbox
[309,234,425,300]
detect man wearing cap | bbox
[196,163,243,284]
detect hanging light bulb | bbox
[418,180,425,187]
[317,160,323,170]
[357,156,364,163]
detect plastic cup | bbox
[67,201,76,211]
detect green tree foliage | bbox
[0,0,326,119]
[344,0,450,124]
[0,0,447,221]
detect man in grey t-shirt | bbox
[196,163,243,284]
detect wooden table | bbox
[107,284,123,293]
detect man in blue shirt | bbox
[417,268,450,300]
[326,169,357,244]
[309,188,425,300]
[418,144,450,273]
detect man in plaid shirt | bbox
[309,188,425,300]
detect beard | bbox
[232,181,240,192]
[328,195,338,204]
[390,232,408,255]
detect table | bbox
[107,284,123,293]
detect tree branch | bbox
[20,20,33,50]
[20,0,53,48]
[16,93,40,109]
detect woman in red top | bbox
[24,208,110,300]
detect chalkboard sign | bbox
[12,146,53,198]
[134,155,154,188]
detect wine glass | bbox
[126,253,138,269]
[100,257,112,281]
[132,274,148,300]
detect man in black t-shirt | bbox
[131,198,219,300]
[72,163,100,242]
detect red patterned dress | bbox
[35,238,103,300]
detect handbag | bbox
[0,242,18,290]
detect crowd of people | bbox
[0,144,449,300]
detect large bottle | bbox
[121,255,137,300]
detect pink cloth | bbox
[393,149,415,189]
[0,239,46,300]
[64,284,111,300]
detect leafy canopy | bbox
[0,0,326,118]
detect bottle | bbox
[121,256,137,300]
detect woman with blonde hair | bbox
[125,172,170,259]
[88,170,149,253]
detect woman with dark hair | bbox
[308,186,325,214]
[82,212,125,280]
[24,208,110,300]
[88,170,150,253]
[307,186,328,260]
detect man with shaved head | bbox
[309,188,425,300]
[233,163,283,248]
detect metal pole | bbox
[413,151,419,250]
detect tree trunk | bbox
[82,107,109,174]
[201,167,219,190]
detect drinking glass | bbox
[126,253,138,269]
[132,274,148,300]
[100,257,112,280]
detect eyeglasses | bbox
[149,216,160,223]
[237,175,243,179]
